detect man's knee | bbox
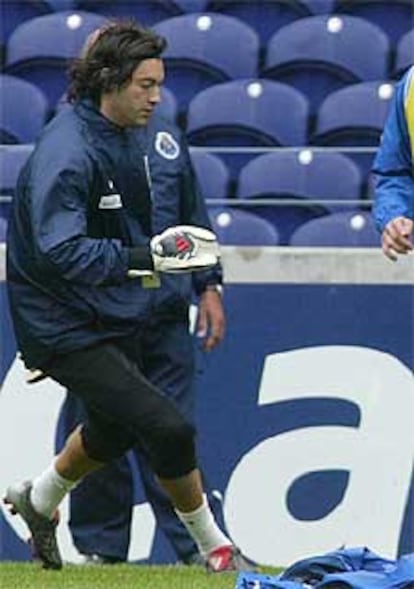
[151,419,197,479]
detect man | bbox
[59,97,226,564]
[4,21,250,573]
[373,65,414,257]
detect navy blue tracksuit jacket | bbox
[6,99,221,368]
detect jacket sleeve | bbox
[178,141,224,293]
[29,150,131,286]
[372,68,414,233]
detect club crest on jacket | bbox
[155,131,180,160]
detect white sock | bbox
[175,494,231,556]
[30,462,78,519]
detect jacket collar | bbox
[74,98,136,139]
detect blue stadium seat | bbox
[156,86,178,123]
[1,1,55,47]
[262,15,390,115]
[186,79,309,178]
[209,207,280,245]
[153,13,259,115]
[189,150,230,199]
[313,81,394,145]
[0,144,34,193]
[174,0,209,11]
[74,0,181,25]
[289,211,380,247]
[237,150,362,244]
[238,149,362,208]
[187,78,310,148]
[335,0,414,47]
[0,75,49,144]
[290,211,381,247]
[312,81,395,178]
[206,0,335,50]
[5,11,109,109]
[186,79,309,147]
[394,29,414,79]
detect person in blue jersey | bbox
[373,66,414,259]
[4,21,251,574]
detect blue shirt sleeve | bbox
[372,68,414,233]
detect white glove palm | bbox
[128,225,220,277]
[151,225,220,273]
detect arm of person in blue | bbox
[372,65,414,261]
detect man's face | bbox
[101,58,165,127]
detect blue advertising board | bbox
[1,247,413,566]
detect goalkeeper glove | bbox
[128,225,220,277]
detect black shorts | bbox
[44,336,197,479]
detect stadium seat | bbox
[189,150,230,199]
[1,0,54,46]
[312,81,395,178]
[236,150,360,245]
[153,14,259,116]
[209,207,280,245]
[74,0,181,25]
[335,0,414,47]
[174,0,209,11]
[0,75,49,144]
[186,79,309,178]
[262,15,390,115]
[289,211,380,247]
[156,86,178,123]
[236,149,363,244]
[5,11,109,109]
[394,28,414,79]
[206,0,335,50]
[0,144,34,194]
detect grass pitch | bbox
[0,562,281,589]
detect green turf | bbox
[0,562,281,589]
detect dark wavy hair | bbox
[67,21,167,103]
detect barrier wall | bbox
[1,246,413,566]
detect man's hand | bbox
[197,287,225,352]
[382,216,414,261]
[151,225,220,273]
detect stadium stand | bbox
[209,206,280,245]
[153,13,259,117]
[393,28,414,80]
[206,0,335,51]
[334,0,414,47]
[186,79,309,177]
[5,11,109,109]
[189,150,230,200]
[262,15,390,116]
[74,0,181,25]
[2,0,412,246]
[289,210,380,247]
[0,75,49,144]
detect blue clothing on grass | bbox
[236,547,414,588]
